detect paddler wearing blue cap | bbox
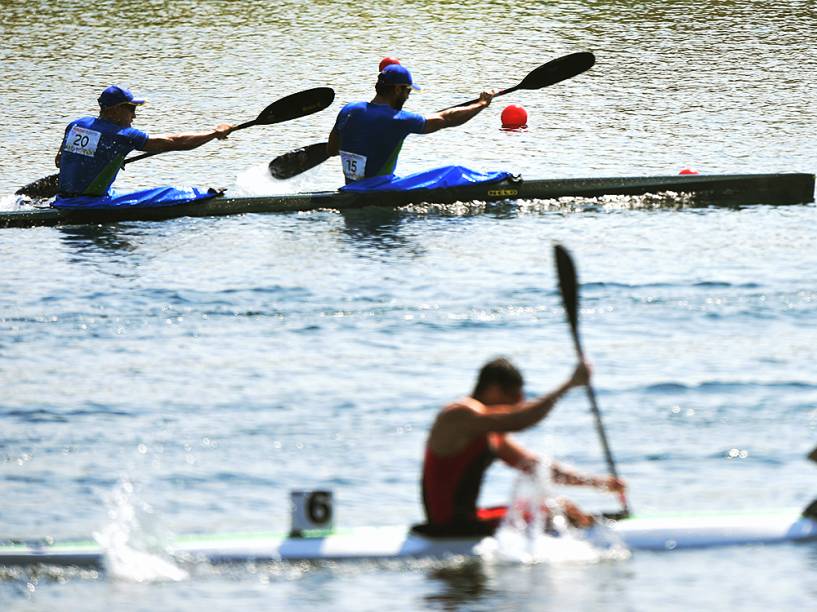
[327,64,494,184]
[54,85,234,197]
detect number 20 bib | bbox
[64,125,102,158]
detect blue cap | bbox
[98,85,146,109]
[378,64,421,91]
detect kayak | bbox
[2,507,815,567]
[1,172,813,229]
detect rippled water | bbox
[2,1,817,610]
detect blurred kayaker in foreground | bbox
[416,357,626,536]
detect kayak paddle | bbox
[553,243,630,518]
[268,51,596,180]
[16,87,336,199]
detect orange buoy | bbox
[379,57,401,72]
[501,104,527,130]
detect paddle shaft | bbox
[438,51,595,112]
[570,331,624,486]
[17,87,335,198]
[270,52,595,180]
[14,116,257,196]
[269,91,514,179]
[118,116,260,167]
[435,83,523,113]
[555,244,629,516]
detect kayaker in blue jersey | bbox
[55,85,234,197]
[416,357,627,537]
[327,64,494,184]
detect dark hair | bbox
[472,357,524,397]
[375,80,397,96]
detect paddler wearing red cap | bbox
[326,63,494,184]
[414,357,627,537]
[55,85,235,197]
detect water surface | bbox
[1,1,816,610]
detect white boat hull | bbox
[2,508,815,567]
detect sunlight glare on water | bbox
[1,1,817,610]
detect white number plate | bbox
[339,150,367,181]
[64,125,101,157]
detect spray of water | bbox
[0,194,24,211]
[476,459,630,564]
[93,479,188,582]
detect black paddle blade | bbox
[517,52,595,91]
[269,141,330,179]
[15,172,60,199]
[254,87,335,127]
[554,243,580,341]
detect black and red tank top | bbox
[421,434,496,525]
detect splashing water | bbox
[476,460,630,564]
[93,479,188,582]
[0,194,24,211]
[234,162,331,196]
[234,162,282,196]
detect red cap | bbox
[379,57,400,72]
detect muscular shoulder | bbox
[437,397,485,423]
[339,101,368,115]
[395,109,425,132]
[428,398,486,455]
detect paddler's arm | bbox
[490,433,538,471]
[422,91,495,134]
[55,124,71,167]
[551,462,626,493]
[142,123,235,153]
[448,362,591,436]
[327,127,340,157]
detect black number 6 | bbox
[307,491,332,524]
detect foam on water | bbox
[476,463,630,565]
[234,162,329,197]
[93,480,188,583]
[0,194,23,211]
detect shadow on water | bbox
[55,224,149,278]
[424,562,493,610]
[58,224,137,256]
[338,207,425,257]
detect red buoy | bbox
[379,57,401,72]
[501,104,527,130]
[679,167,700,175]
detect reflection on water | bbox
[425,562,492,610]
[58,225,138,256]
[338,207,422,255]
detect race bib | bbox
[339,150,367,181]
[64,125,101,157]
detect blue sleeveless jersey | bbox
[58,116,148,196]
[333,102,425,183]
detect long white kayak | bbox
[2,508,815,567]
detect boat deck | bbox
[1,173,814,229]
[2,508,815,567]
